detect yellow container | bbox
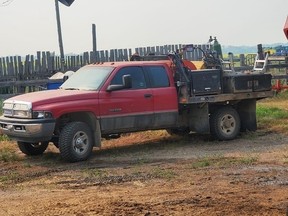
[191,61,205,70]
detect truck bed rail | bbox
[186,90,274,104]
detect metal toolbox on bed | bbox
[252,73,272,92]
[189,69,222,95]
[222,73,272,93]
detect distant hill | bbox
[222,43,288,54]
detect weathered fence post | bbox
[240,54,245,66]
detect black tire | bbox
[59,122,93,162]
[210,107,240,141]
[166,127,190,136]
[17,141,49,156]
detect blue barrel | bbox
[47,79,63,90]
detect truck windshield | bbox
[60,66,114,90]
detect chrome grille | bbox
[3,100,32,118]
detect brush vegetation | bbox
[190,155,258,169]
[0,146,20,162]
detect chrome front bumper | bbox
[0,116,56,142]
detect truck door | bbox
[144,65,179,127]
[99,66,154,134]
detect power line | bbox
[0,0,14,7]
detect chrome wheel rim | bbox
[72,131,89,155]
[220,114,236,135]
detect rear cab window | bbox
[145,66,170,88]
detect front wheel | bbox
[59,122,94,162]
[17,141,49,156]
[210,107,240,141]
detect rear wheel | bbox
[210,107,240,141]
[59,122,93,162]
[17,141,49,156]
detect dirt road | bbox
[0,130,288,216]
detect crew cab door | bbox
[99,66,154,134]
[143,65,178,127]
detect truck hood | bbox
[5,89,98,106]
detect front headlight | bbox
[13,110,30,118]
[32,111,53,119]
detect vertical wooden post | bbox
[257,44,264,60]
[92,24,97,53]
[228,52,234,67]
[239,54,245,66]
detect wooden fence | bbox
[0,43,253,96]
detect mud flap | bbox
[189,103,210,134]
[237,99,257,132]
[94,119,102,147]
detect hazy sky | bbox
[0,0,287,57]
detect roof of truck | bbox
[85,59,197,71]
[86,60,173,67]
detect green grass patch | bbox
[0,147,20,162]
[190,155,258,169]
[0,135,10,141]
[256,104,288,133]
[256,106,288,120]
[152,167,176,180]
[236,156,258,165]
[0,172,19,183]
[191,158,211,169]
[81,168,108,178]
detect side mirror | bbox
[123,74,132,89]
[106,74,132,92]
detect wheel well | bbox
[54,112,101,147]
[56,112,97,132]
[209,104,236,115]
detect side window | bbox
[111,66,146,89]
[146,66,170,88]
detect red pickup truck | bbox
[0,52,273,162]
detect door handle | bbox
[144,94,152,98]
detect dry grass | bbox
[102,130,171,149]
[0,141,21,162]
[259,92,288,110]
